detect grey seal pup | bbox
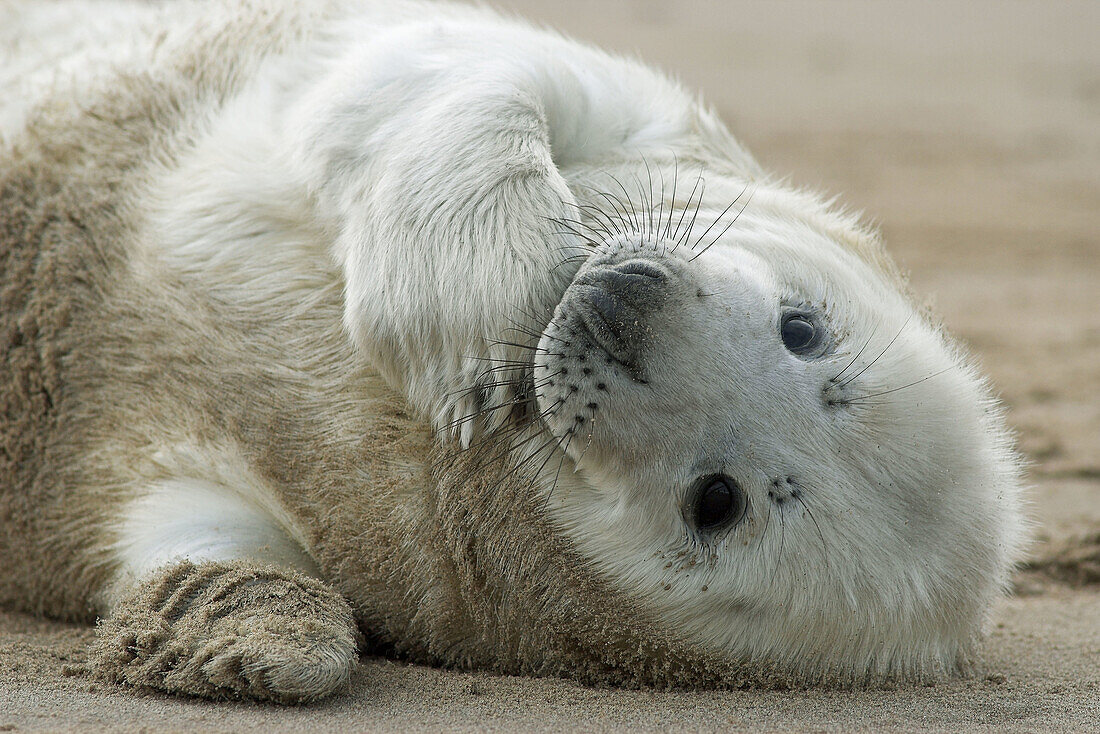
[0,0,1026,703]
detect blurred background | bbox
[496,0,1100,554]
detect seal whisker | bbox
[557,201,616,240]
[687,184,753,261]
[447,398,563,477]
[641,155,658,239]
[519,427,573,497]
[504,316,564,344]
[688,180,747,252]
[547,236,599,255]
[770,512,787,587]
[758,497,773,548]
[471,364,533,381]
[449,372,557,401]
[827,323,880,387]
[549,215,608,243]
[604,173,644,233]
[549,253,596,275]
[568,203,622,242]
[688,185,756,262]
[546,233,599,250]
[629,171,654,240]
[463,355,531,365]
[674,169,707,251]
[546,222,599,248]
[545,429,576,507]
[670,169,705,250]
[458,424,560,503]
[472,356,530,374]
[462,422,548,476]
[579,178,634,233]
[441,372,543,434]
[506,326,561,344]
[844,367,953,404]
[835,314,913,389]
[485,339,555,354]
[663,154,679,241]
[579,185,637,235]
[789,482,830,574]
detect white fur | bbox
[107,445,320,606]
[115,477,319,580]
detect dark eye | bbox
[690,475,745,532]
[781,313,819,354]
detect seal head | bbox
[533,184,1024,682]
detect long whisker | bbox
[688,186,755,262]
[789,481,830,573]
[827,324,879,388]
[663,154,679,240]
[443,371,546,400]
[770,512,786,586]
[466,424,562,501]
[571,203,620,241]
[587,188,637,234]
[449,396,563,474]
[440,392,528,433]
[463,355,531,366]
[550,215,609,243]
[560,200,616,240]
[464,418,553,477]
[544,429,576,508]
[486,339,556,353]
[642,156,657,239]
[836,315,913,389]
[605,173,643,232]
[841,367,953,404]
[687,182,748,251]
[674,171,707,251]
[549,254,593,275]
[547,220,600,248]
[759,499,773,548]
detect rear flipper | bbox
[91,560,359,704]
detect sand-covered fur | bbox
[92,561,358,703]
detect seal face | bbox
[532,191,1024,680]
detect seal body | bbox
[0,0,1025,702]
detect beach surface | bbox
[2,0,1098,731]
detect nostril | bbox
[598,269,650,297]
[576,260,667,302]
[588,289,625,334]
[612,260,666,280]
[567,258,670,361]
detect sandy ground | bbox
[3,0,1099,731]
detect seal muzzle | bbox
[569,259,670,360]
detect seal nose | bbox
[572,259,668,358]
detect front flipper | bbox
[306,54,584,444]
[91,561,359,704]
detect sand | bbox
[2,0,1098,730]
